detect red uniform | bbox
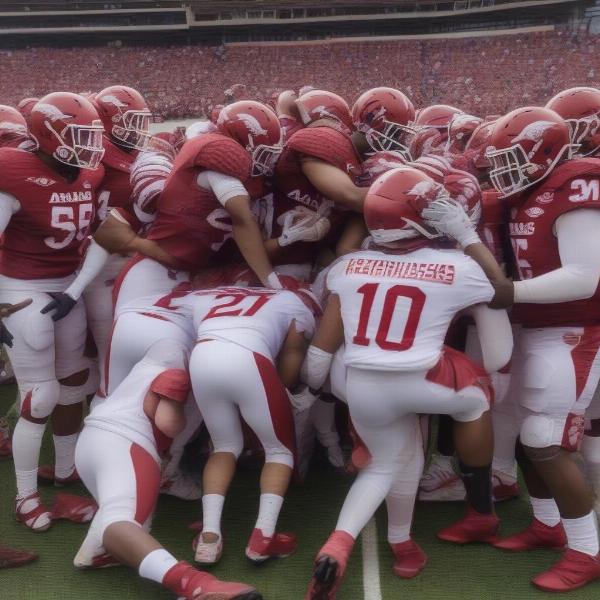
[269,126,362,264]
[96,138,137,221]
[146,133,251,272]
[509,158,600,327]
[480,189,510,265]
[0,148,104,279]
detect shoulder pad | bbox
[287,127,357,170]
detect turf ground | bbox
[1,383,600,600]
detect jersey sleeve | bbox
[194,137,252,181]
[324,258,347,296]
[196,170,248,206]
[287,127,352,171]
[289,294,317,339]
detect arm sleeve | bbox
[513,209,600,304]
[196,170,248,207]
[0,191,20,234]
[468,304,513,373]
[63,240,110,300]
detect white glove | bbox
[278,207,331,247]
[286,386,318,412]
[421,198,481,249]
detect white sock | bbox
[201,494,224,536]
[530,496,561,527]
[138,549,179,584]
[12,418,45,498]
[53,433,79,479]
[582,435,600,492]
[385,493,414,544]
[255,493,284,537]
[562,511,600,556]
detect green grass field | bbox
[1,383,600,600]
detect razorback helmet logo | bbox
[229,112,268,137]
[34,103,72,122]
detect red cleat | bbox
[38,465,81,486]
[437,507,499,544]
[305,530,355,600]
[532,549,600,592]
[492,482,520,502]
[390,539,428,579]
[50,493,97,524]
[0,545,38,569]
[15,492,52,532]
[494,519,566,552]
[245,529,297,563]
[163,561,261,600]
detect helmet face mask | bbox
[250,142,282,177]
[365,120,416,157]
[486,141,572,198]
[566,114,600,155]
[111,108,152,150]
[50,121,105,169]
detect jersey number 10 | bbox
[352,283,425,351]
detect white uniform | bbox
[75,340,190,561]
[325,248,497,539]
[185,287,316,467]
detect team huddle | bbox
[1,82,600,599]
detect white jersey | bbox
[85,341,189,460]
[327,248,494,371]
[176,287,316,359]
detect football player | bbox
[74,339,261,600]
[304,166,512,599]
[183,285,318,564]
[0,105,36,151]
[274,89,303,141]
[0,92,109,530]
[429,105,600,591]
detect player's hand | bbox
[422,198,481,248]
[40,293,77,322]
[0,299,33,348]
[278,207,331,247]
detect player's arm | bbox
[302,293,344,392]
[301,159,367,213]
[511,208,600,304]
[467,304,513,373]
[40,239,111,321]
[335,214,368,256]
[277,321,310,390]
[422,198,514,308]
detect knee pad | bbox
[264,445,294,469]
[20,379,60,421]
[520,414,558,449]
[58,383,86,407]
[22,312,54,352]
[98,495,141,537]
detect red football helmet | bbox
[29,92,104,169]
[364,166,450,248]
[486,106,573,197]
[546,87,600,156]
[464,119,497,171]
[17,97,39,126]
[217,100,283,177]
[0,105,29,147]
[275,90,300,119]
[94,85,152,150]
[295,90,353,134]
[352,87,416,158]
[409,127,446,159]
[446,113,483,154]
[415,104,464,130]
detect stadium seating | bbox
[0,28,596,120]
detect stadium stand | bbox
[0,27,596,120]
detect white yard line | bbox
[362,518,383,600]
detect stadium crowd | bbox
[0,29,598,121]
[1,32,600,599]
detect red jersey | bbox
[510,158,600,327]
[0,148,105,279]
[97,137,137,221]
[146,133,252,272]
[480,189,509,265]
[269,126,363,264]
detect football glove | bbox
[41,293,77,322]
[422,198,481,249]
